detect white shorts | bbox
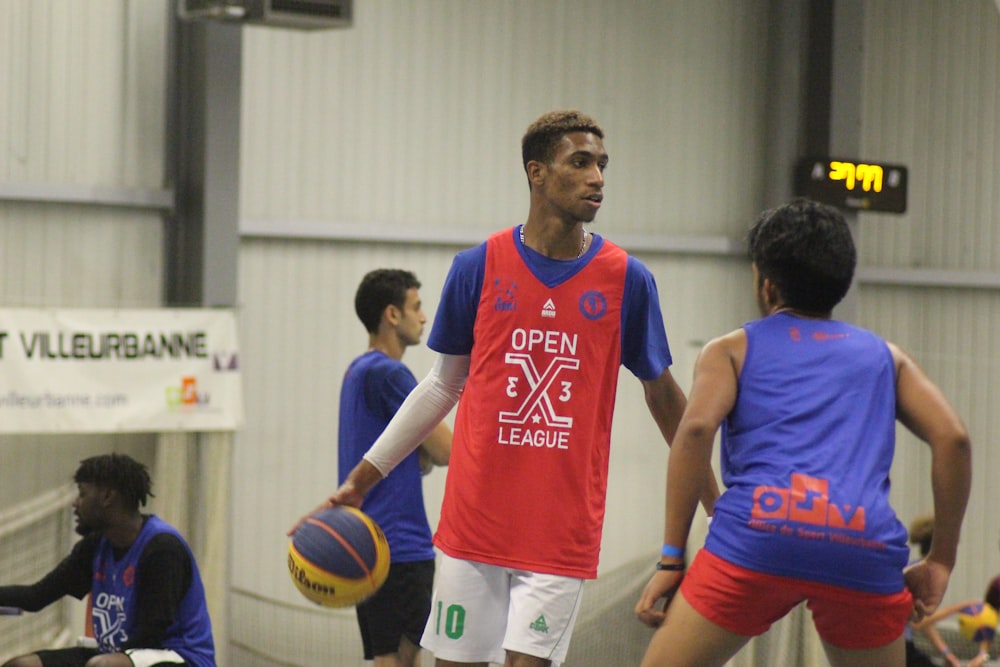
[420,554,585,665]
[124,648,186,667]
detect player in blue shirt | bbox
[337,269,451,667]
[636,199,972,667]
[0,453,215,667]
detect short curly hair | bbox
[521,110,604,175]
[747,198,856,314]
[74,453,154,509]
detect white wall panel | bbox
[860,287,1000,606]
[857,0,1000,608]
[860,0,1000,272]
[0,203,163,307]
[0,0,168,187]
[240,1,772,240]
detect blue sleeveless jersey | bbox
[91,515,215,666]
[705,312,910,593]
[338,350,435,562]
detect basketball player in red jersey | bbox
[302,110,718,667]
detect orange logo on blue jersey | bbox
[751,472,865,531]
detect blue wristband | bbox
[661,544,685,558]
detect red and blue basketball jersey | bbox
[432,227,634,579]
[705,312,910,593]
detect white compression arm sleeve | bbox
[362,352,469,477]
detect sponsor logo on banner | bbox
[165,376,212,410]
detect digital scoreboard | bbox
[794,157,908,214]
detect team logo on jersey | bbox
[492,277,519,312]
[500,353,579,428]
[751,472,866,532]
[498,329,580,450]
[92,591,128,649]
[579,291,607,320]
[541,299,556,319]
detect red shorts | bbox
[680,549,913,649]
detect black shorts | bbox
[356,559,435,660]
[34,647,99,667]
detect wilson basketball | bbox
[958,602,999,642]
[288,506,391,607]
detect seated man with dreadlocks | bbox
[0,453,215,667]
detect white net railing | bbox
[0,484,78,661]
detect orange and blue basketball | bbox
[958,602,999,642]
[287,506,390,607]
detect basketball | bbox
[958,602,999,643]
[287,506,391,607]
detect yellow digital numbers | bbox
[828,161,882,192]
[795,157,907,214]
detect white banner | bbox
[0,308,243,433]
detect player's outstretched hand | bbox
[635,568,683,628]
[904,557,952,622]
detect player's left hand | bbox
[635,568,683,628]
[904,557,952,621]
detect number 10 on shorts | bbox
[435,601,466,639]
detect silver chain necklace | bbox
[519,225,588,258]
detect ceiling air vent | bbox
[180,0,352,30]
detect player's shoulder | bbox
[366,353,407,373]
[145,531,187,551]
[453,240,488,265]
[882,339,910,371]
[701,328,747,361]
[139,530,192,566]
[141,517,190,550]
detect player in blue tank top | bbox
[335,269,452,667]
[637,199,972,667]
[0,453,215,667]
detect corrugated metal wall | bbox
[859,0,1000,601]
[239,0,772,238]
[0,0,167,509]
